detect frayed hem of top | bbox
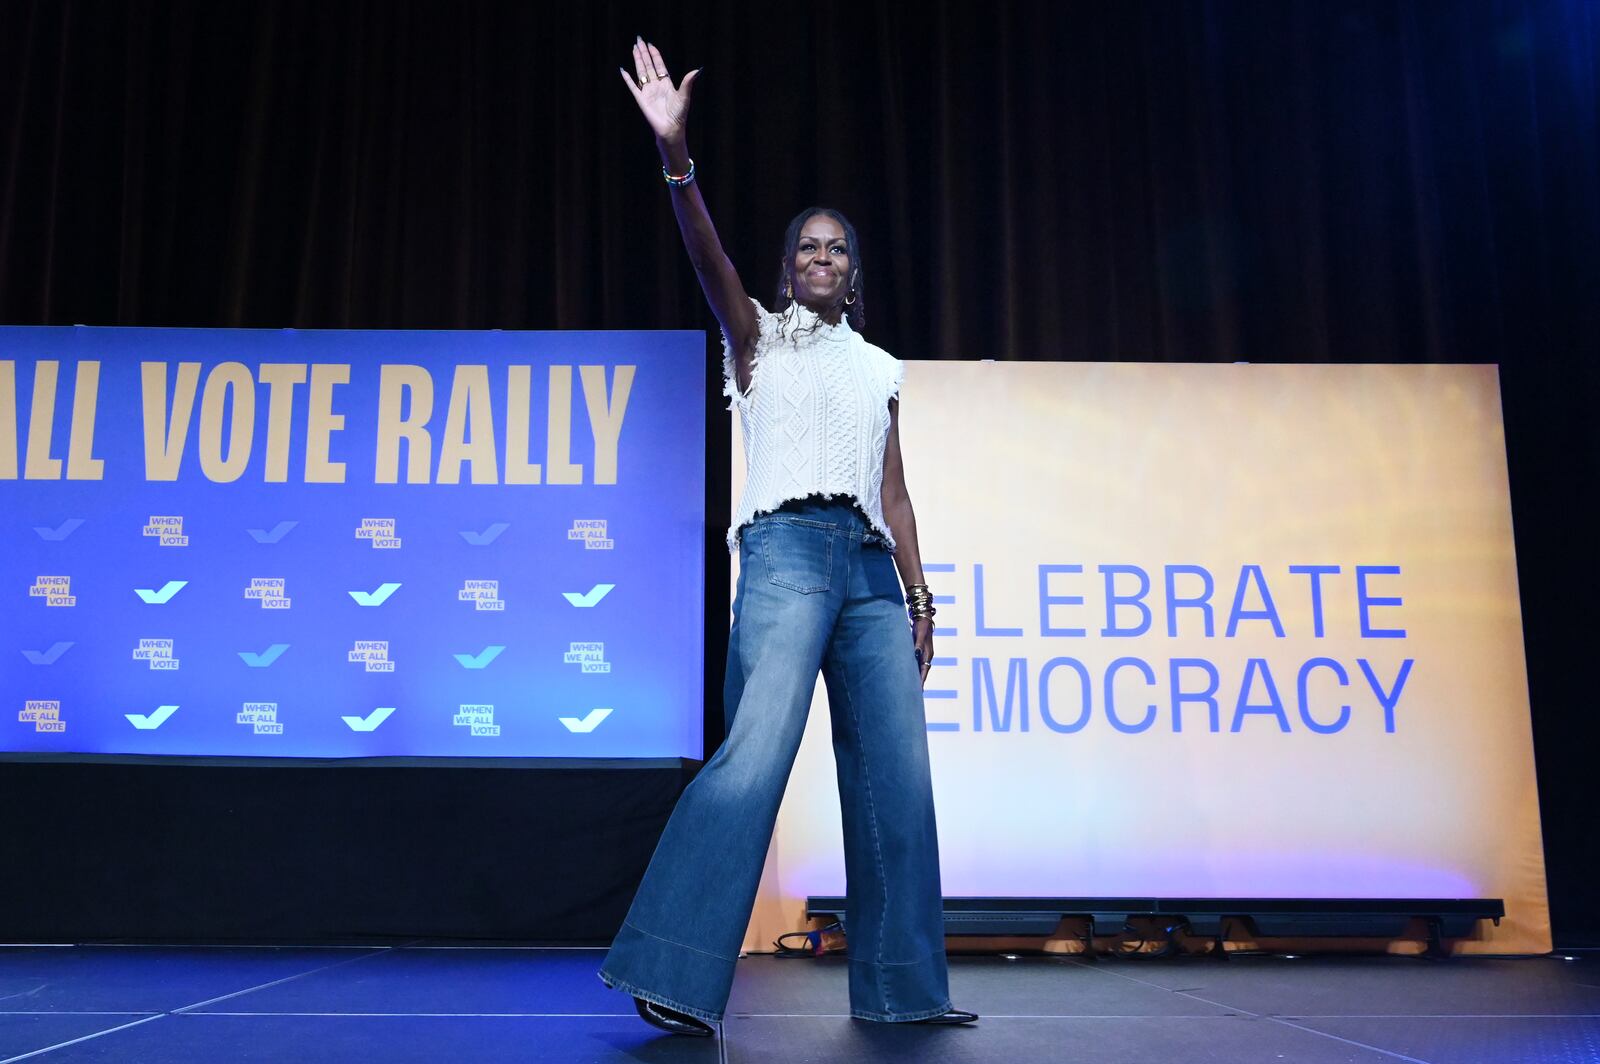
[726,492,899,554]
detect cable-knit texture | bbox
[723,297,904,553]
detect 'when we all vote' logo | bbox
[18,511,625,741]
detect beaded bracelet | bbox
[663,158,696,187]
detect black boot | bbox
[634,996,715,1037]
[913,1007,979,1025]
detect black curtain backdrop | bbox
[3,1,1596,943]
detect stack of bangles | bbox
[905,584,936,624]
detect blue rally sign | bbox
[1,327,706,759]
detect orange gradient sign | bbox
[737,361,1549,955]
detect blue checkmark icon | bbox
[559,708,613,733]
[21,642,75,665]
[342,707,395,731]
[562,583,615,608]
[135,580,188,604]
[454,646,506,669]
[239,644,290,667]
[34,519,84,541]
[126,705,178,730]
[248,521,298,544]
[460,523,510,546]
[349,583,402,606]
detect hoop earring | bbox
[844,289,857,306]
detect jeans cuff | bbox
[597,969,726,1025]
[849,1000,956,1022]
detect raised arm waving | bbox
[620,38,760,393]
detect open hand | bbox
[619,37,700,145]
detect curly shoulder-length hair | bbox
[773,207,865,332]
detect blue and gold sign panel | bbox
[1,328,705,759]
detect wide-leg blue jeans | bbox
[598,498,951,1023]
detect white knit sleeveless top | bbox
[723,297,904,553]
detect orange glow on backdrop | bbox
[735,362,1548,955]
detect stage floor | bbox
[0,945,1595,1063]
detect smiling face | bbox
[789,214,854,310]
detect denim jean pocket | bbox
[759,520,833,594]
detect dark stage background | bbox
[2,1,1596,945]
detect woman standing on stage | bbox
[600,38,976,1037]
